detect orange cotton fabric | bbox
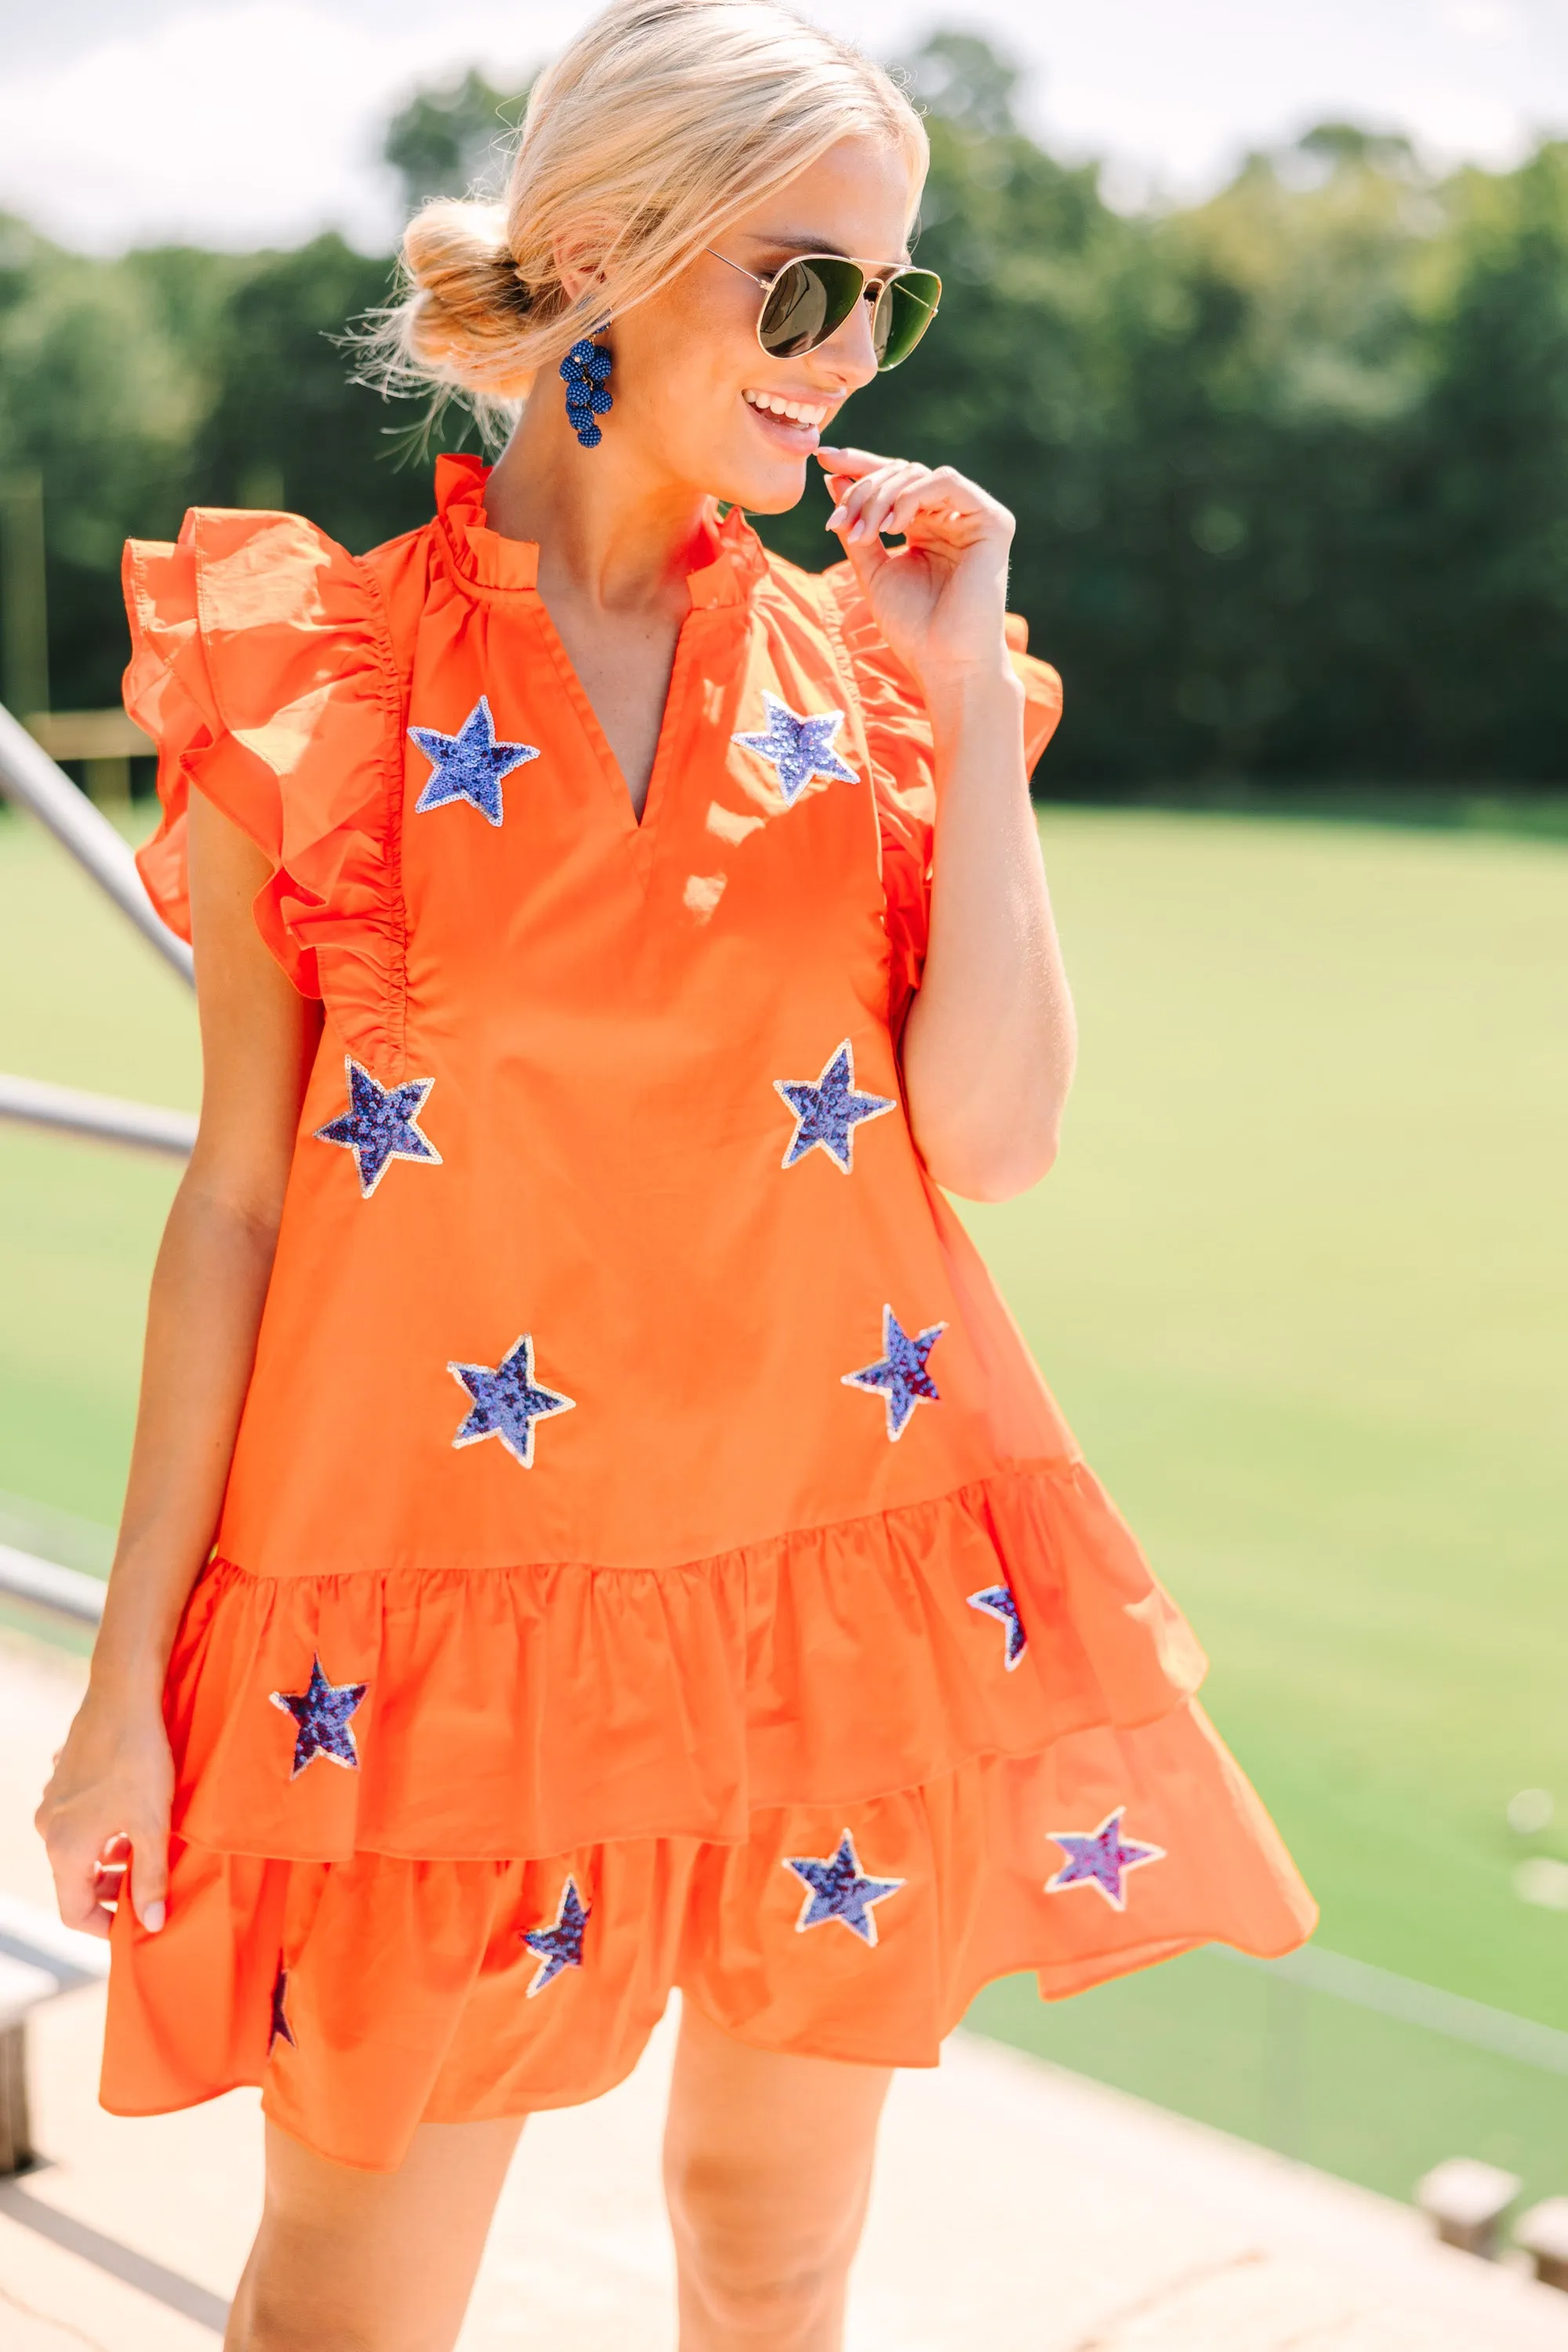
[105,456,1315,2170]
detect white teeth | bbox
[744,390,827,426]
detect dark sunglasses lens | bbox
[876,270,942,370]
[758,256,863,356]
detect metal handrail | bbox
[0,699,193,985]
[1219,1940,1568,2077]
[0,1072,194,1158]
[0,1892,111,1987]
[0,1545,106,1626]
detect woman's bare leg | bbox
[662,2001,893,2352]
[224,2114,524,2352]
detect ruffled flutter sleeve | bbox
[123,510,407,1074]
[822,564,1063,1037]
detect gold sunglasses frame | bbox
[706,249,942,369]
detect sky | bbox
[1,0,1566,253]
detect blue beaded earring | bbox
[560,328,613,448]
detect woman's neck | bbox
[483,385,719,621]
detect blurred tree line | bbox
[0,34,1564,789]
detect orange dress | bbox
[105,455,1314,2171]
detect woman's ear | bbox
[550,220,618,307]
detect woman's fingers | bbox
[890,465,1004,532]
[125,1815,168,1932]
[36,1704,176,1938]
[848,464,930,543]
[41,1816,165,1937]
[823,459,909,540]
[818,446,904,510]
[883,477,995,548]
[831,466,934,547]
[815,444,889,481]
[820,451,1007,549]
[46,1830,119,1937]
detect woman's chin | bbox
[713,456,812,517]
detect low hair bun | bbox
[397,200,543,403]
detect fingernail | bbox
[143,1900,165,1933]
[826,506,847,529]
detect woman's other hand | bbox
[816,445,1075,1200]
[817,445,1014,693]
[37,1693,174,1938]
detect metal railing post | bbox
[1263,1967,1308,2160]
[0,699,193,986]
[0,471,49,721]
[0,1073,195,1157]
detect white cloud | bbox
[0,7,394,250]
[1,0,1565,255]
[1393,83,1537,166]
[1443,0,1523,42]
[0,2,585,252]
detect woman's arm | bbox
[904,667,1073,1199]
[817,446,1076,1202]
[36,793,321,1936]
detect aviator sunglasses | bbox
[708,248,942,371]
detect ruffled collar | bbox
[434,452,769,609]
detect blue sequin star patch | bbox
[448,1333,575,1468]
[314,1057,441,1198]
[269,1657,368,1780]
[967,1581,1028,1669]
[842,1305,946,1441]
[1045,1808,1165,1911]
[269,1958,296,2054]
[776,1040,896,1174]
[521,1875,591,1997]
[409,695,540,826]
[731,692,858,807]
[783,1830,906,1947]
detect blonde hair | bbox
[367,0,927,424]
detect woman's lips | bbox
[742,389,831,449]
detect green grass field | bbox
[2,798,1566,2198]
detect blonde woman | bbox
[38,3,1313,2343]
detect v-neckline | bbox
[433,456,769,850]
[527,593,698,851]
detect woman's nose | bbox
[821,293,880,390]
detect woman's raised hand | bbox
[36,1696,173,1940]
[815,446,1015,695]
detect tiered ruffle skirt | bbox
[102,1465,1315,2169]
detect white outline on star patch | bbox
[1044,1808,1166,1912]
[314,1056,442,1200]
[731,692,858,808]
[840,1305,946,1442]
[408,693,540,827]
[447,1333,576,1469]
[521,1874,591,1998]
[267,1657,368,1779]
[774,1040,896,1175]
[782,1829,906,1947]
[967,1582,1028,1670]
